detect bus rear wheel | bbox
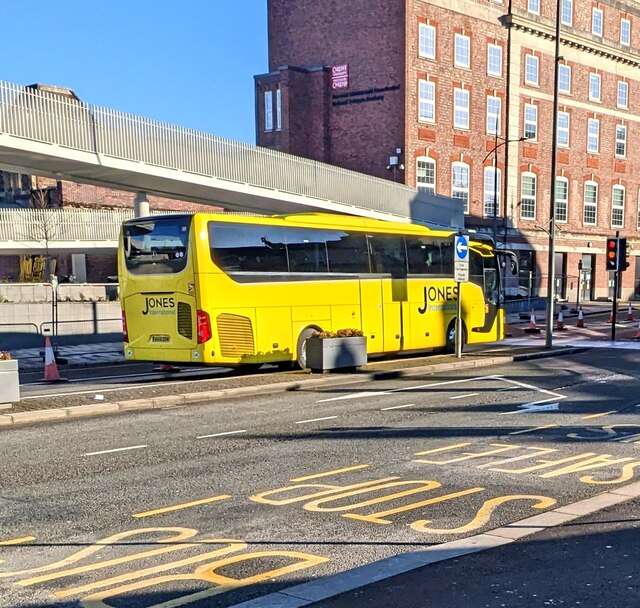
[444,320,466,354]
[296,327,320,370]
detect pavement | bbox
[4,300,640,608]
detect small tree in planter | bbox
[305,328,367,372]
[0,351,20,408]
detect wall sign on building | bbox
[331,64,349,89]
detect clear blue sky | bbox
[4,1,268,144]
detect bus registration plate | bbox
[151,335,170,343]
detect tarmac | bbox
[4,301,640,607]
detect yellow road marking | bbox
[290,464,369,482]
[582,411,618,419]
[509,424,558,435]
[0,536,35,546]
[132,495,232,518]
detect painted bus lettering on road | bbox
[0,527,327,607]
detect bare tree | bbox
[23,187,61,282]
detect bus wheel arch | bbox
[445,319,467,354]
[296,326,322,370]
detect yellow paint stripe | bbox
[132,495,232,518]
[508,424,558,435]
[0,536,35,546]
[582,411,618,419]
[290,464,369,482]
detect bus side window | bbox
[283,227,329,273]
[406,237,446,275]
[326,232,370,273]
[369,235,407,277]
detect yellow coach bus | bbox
[118,212,511,369]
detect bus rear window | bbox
[122,217,190,274]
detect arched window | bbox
[612,185,625,228]
[484,165,502,218]
[583,180,598,225]
[520,172,537,220]
[451,162,470,214]
[416,157,436,194]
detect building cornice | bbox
[501,11,640,69]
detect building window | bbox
[557,111,570,147]
[616,125,627,158]
[520,173,537,220]
[454,88,470,129]
[592,8,603,37]
[525,55,539,85]
[452,162,470,214]
[486,96,501,135]
[589,73,601,102]
[587,118,599,153]
[620,19,631,46]
[561,0,573,26]
[524,103,538,140]
[417,157,436,194]
[612,185,625,228]
[583,181,598,225]
[418,79,436,122]
[264,91,273,131]
[528,0,540,15]
[558,65,571,94]
[487,44,502,77]
[454,34,470,68]
[484,166,502,219]
[555,177,569,223]
[276,89,282,131]
[419,23,436,59]
[617,81,629,108]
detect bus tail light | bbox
[196,310,212,343]
[122,310,129,343]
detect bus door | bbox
[368,235,406,353]
[359,278,384,354]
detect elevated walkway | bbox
[0,81,462,228]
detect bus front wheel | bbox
[445,320,466,354]
[296,327,320,370]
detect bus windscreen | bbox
[122,216,191,274]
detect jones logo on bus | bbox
[418,285,459,315]
[142,296,176,315]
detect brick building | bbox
[255,0,640,301]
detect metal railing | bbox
[0,80,441,222]
[0,208,173,243]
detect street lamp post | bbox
[483,132,528,247]
[545,0,562,349]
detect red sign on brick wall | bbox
[331,64,349,89]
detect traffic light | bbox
[606,238,618,270]
[619,238,630,271]
[605,237,630,271]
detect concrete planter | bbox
[306,336,367,372]
[0,359,20,408]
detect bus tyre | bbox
[296,327,320,370]
[445,320,466,354]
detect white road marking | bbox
[501,401,561,415]
[381,403,416,411]
[85,445,147,456]
[317,375,503,403]
[295,416,338,424]
[449,393,479,400]
[196,430,247,439]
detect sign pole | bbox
[456,281,462,358]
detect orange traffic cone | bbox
[634,320,640,340]
[555,310,567,331]
[576,306,585,328]
[524,309,541,334]
[627,304,634,321]
[43,336,65,382]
